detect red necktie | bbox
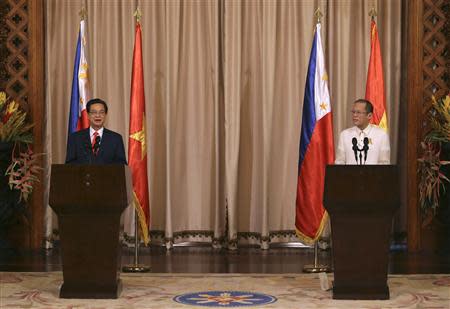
[91,131,99,155]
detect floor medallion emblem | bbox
[173,291,277,307]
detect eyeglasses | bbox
[350,110,368,116]
[89,111,106,116]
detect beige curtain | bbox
[45,0,402,249]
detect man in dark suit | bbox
[65,98,127,165]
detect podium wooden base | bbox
[332,284,389,300]
[60,279,123,299]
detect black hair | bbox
[86,98,108,113]
[353,99,373,114]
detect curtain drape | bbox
[44,0,402,249]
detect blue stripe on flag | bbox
[68,32,81,135]
[298,30,318,168]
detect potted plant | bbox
[418,94,450,252]
[0,91,41,247]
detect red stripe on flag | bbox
[76,109,89,131]
[295,113,334,242]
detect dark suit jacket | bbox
[65,128,127,165]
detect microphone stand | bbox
[352,137,369,165]
[363,137,369,163]
[122,210,150,273]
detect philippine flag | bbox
[295,23,335,245]
[67,19,90,137]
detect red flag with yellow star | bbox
[128,21,150,245]
[365,19,388,131]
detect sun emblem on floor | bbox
[173,291,277,307]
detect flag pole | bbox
[122,7,150,273]
[79,7,86,20]
[314,7,323,24]
[369,7,377,20]
[301,8,332,273]
[122,209,150,272]
[303,241,331,273]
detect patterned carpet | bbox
[0,272,449,308]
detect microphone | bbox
[363,137,369,163]
[352,137,358,164]
[93,135,101,155]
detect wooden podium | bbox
[323,165,399,300]
[49,164,132,299]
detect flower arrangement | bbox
[0,91,40,202]
[0,92,33,143]
[418,94,450,225]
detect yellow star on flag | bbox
[322,73,328,81]
[320,102,327,111]
[130,114,146,160]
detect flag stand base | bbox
[303,241,332,273]
[122,211,150,273]
[303,264,331,273]
[122,264,150,273]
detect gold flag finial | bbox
[314,7,323,24]
[79,7,86,21]
[134,8,142,24]
[369,7,377,20]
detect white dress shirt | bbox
[335,124,390,165]
[89,127,104,140]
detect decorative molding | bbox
[28,0,45,249]
[442,0,449,87]
[0,0,45,249]
[407,0,450,252]
[407,0,423,252]
[146,229,299,245]
[0,1,9,89]
[422,0,449,127]
[3,0,29,106]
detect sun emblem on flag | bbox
[320,102,328,111]
[174,291,277,307]
[78,63,88,79]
